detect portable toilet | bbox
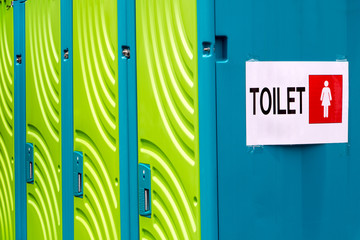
[134,0,360,239]
[216,0,360,239]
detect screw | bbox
[64,49,69,60]
[203,47,211,52]
[122,48,130,59]
[16,55,22,64]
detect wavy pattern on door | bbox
[25,0,62,237]
[73,0,120,237]
[0,2,15,240]
[140,141,198,240]
[74,132,119,240]
[136,0,200,238]
[27,126,61,239]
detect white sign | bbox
[246,61,349,145]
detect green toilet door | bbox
[136,0,202,239]
[0,2,15,239]
[72,0,121,238]
[25,0,62,238]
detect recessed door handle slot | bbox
[215,36,228,62]
[29,162,33,180]
[144,189,149,212]
[78,173,82,193]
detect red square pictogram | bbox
[309,75,343,124]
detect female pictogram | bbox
[320,80,332,118]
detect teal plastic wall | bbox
[216,0,360,239]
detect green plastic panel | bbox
[0,2,15,240]
[73,0,120,237]
[25,0,62,238]
[136,0,201,239]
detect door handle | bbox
[138,163,151,217]
[73,151,83,198]
[26,143,34,184]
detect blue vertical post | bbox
[127,0,138,238]
[118,0,138,238]
[60,0,74,237]
[197,0,218,239]
[118,0,130,238]
[13,1,27,239]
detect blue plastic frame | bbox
[197,0,219,239]
[118,0,138,238]
[60,0,74,236]
[13,1,27,239]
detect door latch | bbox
[138,163,151,217]
[63,48,69,60]
[16,54,22,64]
[122,46,130,59]
[73,151,83,198]
[26,143,34,183]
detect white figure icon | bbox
[320,80,332,118]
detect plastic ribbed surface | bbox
[0,2,15,239]
[136,0,201,238]
[73,0,120,237]
[25,0,62,237]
